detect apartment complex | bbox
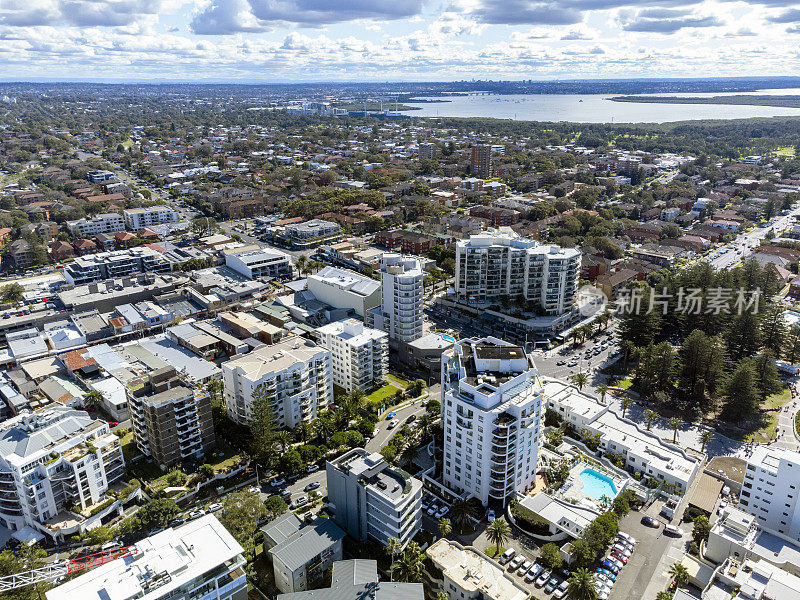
[739,446,800,542]
[0,407,125,537]
[64,247,172,285]
[67,212,126,237]
[315,319,388,393]
[367,253,424,343]
[441,337,543,504]
[221,338,332,429]
[276,559,423,600]
[307,266,381,318]
[123,206,180,230]
[471,143,492,179]
[427,539,529,600]
[326,448,423,548]
[128,367,216,468]
[454,230,580,316]
[419,142,437,159]
[223,245,292,280]
[285,219,341,247]
[262,512,346,594]
[46,514,247,600]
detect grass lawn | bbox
[740,386,793,443]
[484,546,505,558]
[386,374,410,389]
[120,432,138,461]
[619,378,633,390]
[366,384,400,406]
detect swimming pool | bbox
[578,468,618,500]
[441,334,455,343]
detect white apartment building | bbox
[67,212,126,236]
[0,407,125,538]
[64,247,172,285]
[46,514,247,600]
[315,319,388,393]
[285,219,341,243]
[441,337,543,505]
[123,206,180,230]
[367,253,424,344]
[454,230,580,316]
[307,266,381,318]
[222,338,332,429]
[427,539,529,600]
[326,448,422,548]
[740,446,800,542]
[223,245,292,280]
[86,170,117,183]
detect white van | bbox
[499,548,516,564]
[664,524,683,536]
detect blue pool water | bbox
[579,468,618,500]
[441,334,455,343]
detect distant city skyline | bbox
[1,1,799,81]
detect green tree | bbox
[385,537,401,582]
[137,498,180,528]
[621,396,633,419]
[198,464,214,480]
[250,383,277,466]
[700,430,714,453]
[0,283,24,303]
[567,567,599,600]
[721,362,760,423]
[692,515,711,546]
[486,519,511,556]
[596,384,609,405]
[264,495,288,519]
[644,409,659,431]
[570,372,588,391]
[669,563,690,587]
[539,542,564,569]
[278,449,305,474]
[83,389,104,408]
[84,525,113,546]
[393,541,424,583]
[206,379,224,406]
[219,490,268,559]
[438,517,452,539]
[451,499,475,534]
[667,417,683,445]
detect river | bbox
[404,88,800,123]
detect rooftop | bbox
[276,560,423,600]
[264,515,346,571]
[222,337,327,379]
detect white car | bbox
[188,509,205,520]
[617,532,637,545]
[207,503,223,512]
[517,560,532,575]
[435,506,449,519]
[427,504,438,516]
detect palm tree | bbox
[486,519,511,556]
[570,372,588,391]
[596,384,610,405]
[384,537,401,582]
[438,517,452,539]
[394,541,424,583]
[601,309,613,329]
[668,417,683,444]
[621,340,636,368]
[416,414,433,440]
[700,430,714,454]
[275,431,292,453]
[567,568,598,600]
[296,421,313,444]
[315,411,336,442]
[296,255,307,274]
[571,329,580,347]
[621,396,633,419]
[668,562,690,587]
[644,409,659,431]
[83,390,104,408]
[450,499,474,534]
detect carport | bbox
[686,473,724,517]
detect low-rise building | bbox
[64,247,172,285]
[307,266,381,319]
[262,512,346,594]
[45,514,247,600]
[316,319,388,393]
[326,448,422,548]
[67,213,126,237]
[223,245,292,280]
[285,219,341,248]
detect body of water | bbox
[405,88,800,123]
[578,468,619,500]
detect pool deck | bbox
[559,462,626,508]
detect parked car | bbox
[305,482,321,492]
[544,576,560,594]
[387,420,397,430]
[486,509,495,522]
[553,580,570,599]
[304,512,315,524]
[508,556,525,571]
[617,532,636,545]
[406,414,416,424]
[188,509,205,520]
[610,550,628,565]
[169,517,186,527]
[535,570,551,587]
[517,560,532,575]
[421,496,432,509]
[248,486,261,494]
[524,564,542,583]
[386,412,397,419]
[427,504,439,516]
[606,556,624,571]
[498,548,516,564]
[664,524,684,536]
[101,541,122,551]
[597,568,616,581]
[280,490,292,501]
[600,559,619,575]
[271,477,286,487]
[307,464,320,473]
[207,503,223,512]
[612,544,632,558]
[641,516,660,528]
[435,506,449,519]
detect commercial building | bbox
[285,219,341,248]
[326,448,423,548]
[223,245,292,280]
[0,407,125,538]
[307,266,381,319]
[123,206,180,230]
[454,230,580,316]
[427,539,529,600]
[276,559,423,600]
[222,338,332,429]
[441,337,543,504]
[64,247,172,285]
[128,367,216,469]
[315,319,388,393]
[367,253,424,343]
[262,512,346,594]
[86,170,117,184]
[67,213,126,237]
[739,446,800,542]
[46,514,247,600]
[471,143,492,179]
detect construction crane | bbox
[0,545,138,592]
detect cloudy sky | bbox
[1,0,799,81]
